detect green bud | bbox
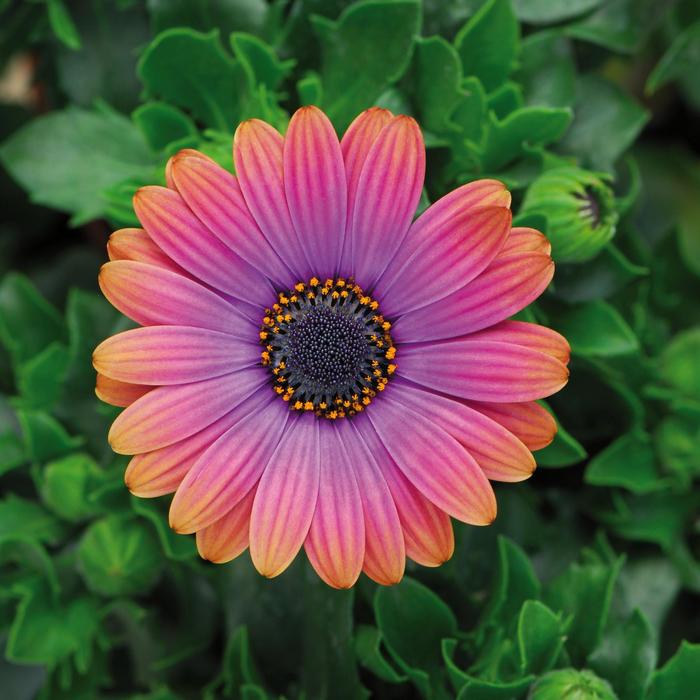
[528,669,619,700]
[520,167,617,263]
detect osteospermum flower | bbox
[94,106,569,588]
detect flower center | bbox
[260,277,396,419]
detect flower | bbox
[94,105,569,588]
[520,166,617,263]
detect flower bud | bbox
[528,669,618,700]
[520,167,617,263]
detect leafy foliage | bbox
[1,0,700,698]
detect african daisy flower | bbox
[94,106,569,589]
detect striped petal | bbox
[165,148,213,188]
[368,397,497,525]
[378,216,513,321]
[99,261,248,335]
[134,186,274,307]
[339,107,393,270]
[107,228,185,275]
[95,374,152,407]
[347,116,425,288]
[305,423,364,589]
[196,486,257,564]
[94,326,257,385]
[375,180,511,312]
[250,414,320,578]
[465,400,557,452]
[169,395,288,534]
[392,251,554,343]
[284,106,347,279]
[124,394,268,497]
[397,339,569,403]
[354,414,454,566]
[468,321,571,364]
[108,366,266,455]
[234,119,313,280]
[389,380,535,482]
[341,420,405,585]
[169,154,293,287]
[502,226,551,255]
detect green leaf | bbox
[482,536,541,626]
[589,610,656,700]
[544,553,624,663]
[230,32,295,92]
[375,576,457,673]
[559,75,649,171]
[132,102,198,152]
[648,641,700,700]
[131,496,197,560]
[585,431,663,494]
[6,578,101,669]
[536,406,587,467]
[354,625,406,684]
[480,106,572,171]
[312,0,420,131]
[0,273,66,366]
[17,409,83,462]
[0,494,66,546]
[454,0,519,92]
[660,327,700,400]
[655,413,700,486]
[78,515,164,597]
[516,31,576,108]
[517,601,565,675]
[218,626,264,697]
[17,342,71,410]
[0,107,155,224]
[456,675,535,699]
[647,20,700,95]
[41,453,106,522]
[47,0,81,50]
[513,0,604,24]
[138,28,244,131]
[0,429,25,476]
[551,300,638,357]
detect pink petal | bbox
[392,251,554,343]
[165,148,213,188]
[468,320,570,364]
[389,380,535,482]
[354,414,454,566]
[377,204,512,318]
[169,154,293,287]
[339,107,393,270]
[124,395,267,498]
[99,261,248,334]
[340,420,405,585]
[95,374,152,407]
[304,423,365,589]
[169,395,289,534]
[134,186,275,307]
[107,228,186,275]
[367,397,497,525]
[464,400,557,452]
[397,339,569,403]
[250,414,320,578]
[502,227,552,255]
[284,106,347,280]
[234,119,313,280]
[108,366,267,455]
[347,116,425,288]
[196,486,257,564]
[94,326,257,385]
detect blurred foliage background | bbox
[1,0,700,698]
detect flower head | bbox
[520,166,617,263]
[94,106,569,588]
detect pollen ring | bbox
[260,277,396,419]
